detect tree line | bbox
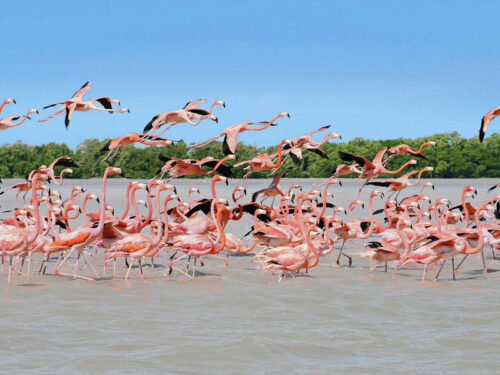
[0,131,498,180]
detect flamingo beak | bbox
[13,99,16,104]
[339,180,343,187]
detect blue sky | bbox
[2,0,500,148]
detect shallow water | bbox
[1,178,499,374]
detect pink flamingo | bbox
[39,81,128,128]
[51,167,122,280]
[0,108,38,131]
[187,112,290,155]
[143,99,224,134]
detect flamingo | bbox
[0,108,39,131]
[143,99,224,135]
[51,167,122,280]
[159,155,235,179]
[39,81,129,128]
[168,198,229,278]
[187,112,290,155]
[479,106,500,142]
[101,133,174,161]
[282,125,341,165]
[105,184,176,279]
[387,141,436,160]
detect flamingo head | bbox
[423,166,434,172]
[372,190,384,199]
[215,100,225,108]
[106,167,122,175]
[279,112,290,118]
[5,98,15,104]
[111,99,121,105]
[210,114,218,123]
[464,185,477,195]
[408,159,417,165]
[189,187,200,194]
[27,108,39,115]
[213,175,228,185]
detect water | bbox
[1,178,499,374]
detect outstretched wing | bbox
[269,169,287,189]
[185,199,212,217]
[143,115,159,133]
[95,97,113,111]
[49,156,81,169]
[366,181,391,187]
[305,147,329,159]
[200,161,233,178]
[183,99,207,109]
[72,81,91,100]
[338,151,369,167]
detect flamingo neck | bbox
[119,182,133,220]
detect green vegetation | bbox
[0,132,498,179]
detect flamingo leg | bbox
[454,254,468,274]
[422,264,429,281]
[84,252,100,278]
[451,257,456,281]
[481,250,488,275]
[124,257,135,280]
[434,259,446,281]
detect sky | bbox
[2,0,500,148]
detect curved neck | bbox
[384,160,413,175]
[92,169,111,235]
[139,187,154,230]
[212,201,226,251]
[267,140,286,169]
[119,182,133,220]
[26,175,42,243]
[466,210,484,254]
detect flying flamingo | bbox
[39,81,129,128]
[251,169,287,205]
[143,99,224,135]
[187,112,290,155]
[282,125,341,165]
[101,133,174,161]
[233,139,291,178]
[387,141,436,160]
[0,108,39,131]
[159,155,235,179]
[366,166,434,200]
[479,106,500,142]
[339,148,417,198]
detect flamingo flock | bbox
[0,82,499,283]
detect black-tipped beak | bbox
[361,203,365,209]
[286,113,290,118]
[225,179,228,186]
[339,180,343,186]
[79,208,82,214]
[13,99,16,104]
[223,103,226,108]
[214,117,218,124]
[243,188,247,196]
[174,187,178,194]
[96,197,100,203]
[127,109,131,113]
[118,101,121,106]
[432,185,435,190]
[380,192,385,198]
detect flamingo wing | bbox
[183,99,207,110]
[338,151,371,168]
[72,81,91,100]
[94,97,114,111]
